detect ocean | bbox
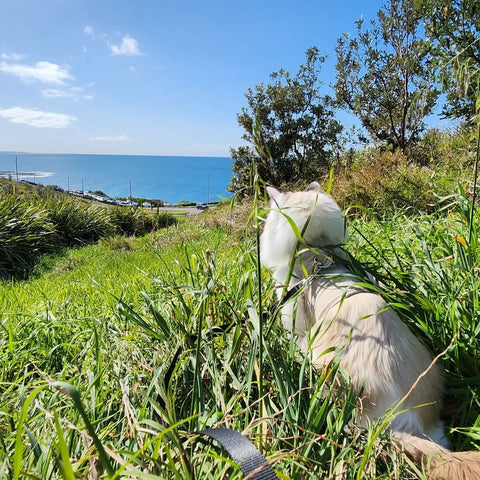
[0,152,233,204]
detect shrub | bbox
[331,150,453,215]
[325,126,478,215]
[110,207,177,236]
[0,186,177,278]
[0,195,55,277]
[411,127,475,169]
[41,194,114,246]
[154,211,178,229]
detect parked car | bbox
[196,202,209,210]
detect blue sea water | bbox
[0,152,233,204]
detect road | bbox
[153,206,210,216]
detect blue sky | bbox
[0,0,383,156]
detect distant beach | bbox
[0,153,233,204]
[0,171,53,178]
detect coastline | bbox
[0,153,233,204]
[0,176,216,216]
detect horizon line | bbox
[0,150,233,159]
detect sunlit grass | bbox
[0,186,177,278]
[0,188,478,479]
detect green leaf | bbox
[53,409,76,480]
[51,381,114,477]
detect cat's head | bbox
[260,182,346,268]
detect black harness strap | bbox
[196,428,279,479]
[269,277,309,313]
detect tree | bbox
[229,47,344,195]
[418,0,480,120]
[334,0,439,152]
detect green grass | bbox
[0,187,478,479]
[0,183,177,278]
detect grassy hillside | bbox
[0,171,478,479]
[0,180,177,278]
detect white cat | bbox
[261,182,480,479]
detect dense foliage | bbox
[230,47,344,195]
[335,0,439,151]
[0,185,177,278]
[229,0,479,196]
[418,0,480,120]
[327,128,477,215]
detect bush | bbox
[41,194,114,246]
[0,195,55,277]
[153,211,178,229]
[0,186,177,278]
[331,151,440,214]
[410,127,474,169]
[110,207,177,236]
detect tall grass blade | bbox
[13,385,47,480]
[51,381,114,477]
[53,410,76,480]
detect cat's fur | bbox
[260,182,480,479]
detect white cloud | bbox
[41,86,94,100]
[91,134,131,141]
[41,88,72,98]
[1,53,26,61]
[0,60,74,85]
[84,25,95,37]
[0,106,77,128]
[109,35,142,56]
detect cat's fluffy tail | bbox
[395,431,480,479]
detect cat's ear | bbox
[306,182,321,192]
[266,186,283,204]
